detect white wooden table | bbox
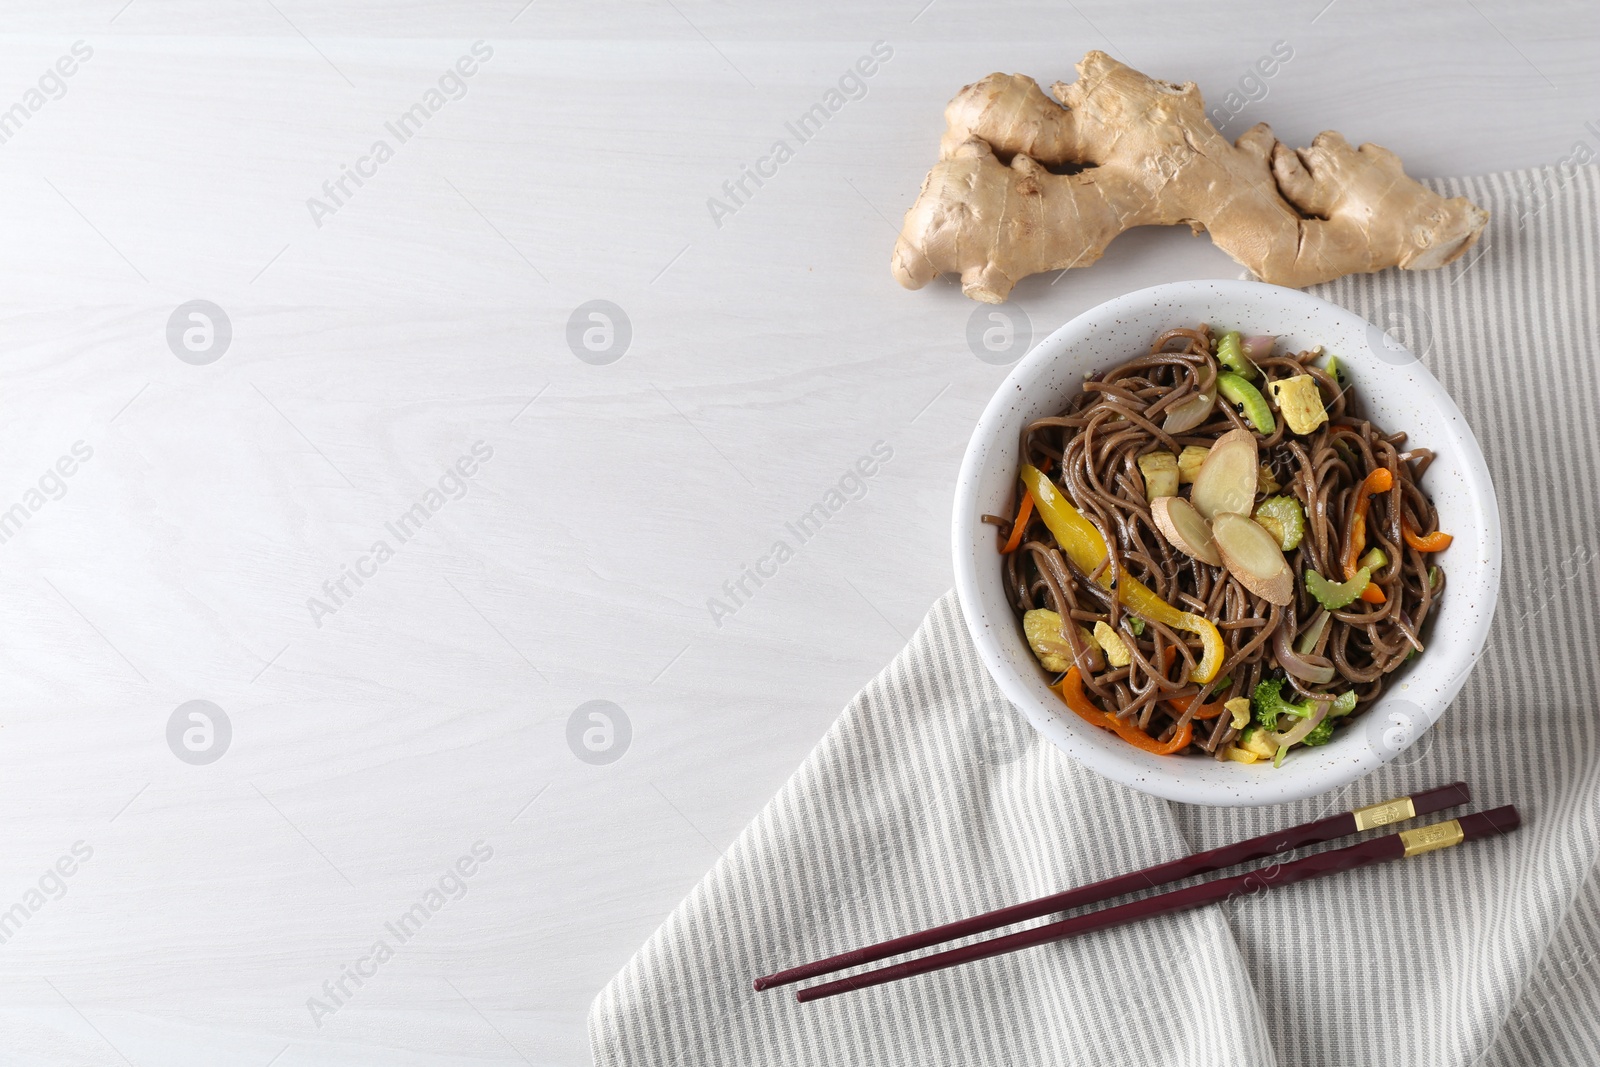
[0,2,1593,1062]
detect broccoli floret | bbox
[1251,677,1322,730]
[1301,717,1336,746]
[1254,682,1355,747]
[1303,691,1358,746]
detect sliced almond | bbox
[1211,511,1293,605]
[1150,496,1221,566]
[1191,428,1259,520]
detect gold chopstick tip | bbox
[1399,819,1464,857]
[1352,796,1417,831]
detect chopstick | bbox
[796,804,1520,1002]
[754,781,1469,991]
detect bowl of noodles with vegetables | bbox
[952,280,1499,806]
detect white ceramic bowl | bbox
[953,280,1500,807]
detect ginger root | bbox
[893,53,1488,303]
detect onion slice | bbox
[1273,617,1337,684]
[1242,334,1276,359]
[1161,389,1216,433]
[1270,696,1332,748]
[1151,496,1221,566]
[1295,609,1331,656]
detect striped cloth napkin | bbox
[589,166,1600,1067]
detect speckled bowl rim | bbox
[952,280,1501,807]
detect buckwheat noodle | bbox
[985,325,1447,757]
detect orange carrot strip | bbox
[1000,460,1051,554]
[1054,667,1194,755]
[1000,493,1036,554]
[1345,467,1394,603]
[1402,519,1454,553]
[1166,694,1228,720]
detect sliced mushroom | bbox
[1150,496,1221,566]
[1212,511,1293,605]
[1191,428,1259,520]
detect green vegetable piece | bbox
[1429,565,1442,589]
[1274,742,1290,767]
[1216,331,1257,379]
[1128,616,1146,636]
[1217,372,1276,434]
[1253,495,1306,550]
[1302,716,1337,746]
[1305,566,1373,611]
[1359,546,1388,572]
[1324,354,1345,385]
[1251,677,1323,731]
[1251,679,1284,730]
[1254,678,1348,754]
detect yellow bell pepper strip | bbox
[1343,467,1394,603]
[1021,464,1223,683]
[1055,667,1194,755]
[1402,517,1454,553]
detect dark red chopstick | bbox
[796,804,1520,1002]
[754,781,1468,991]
